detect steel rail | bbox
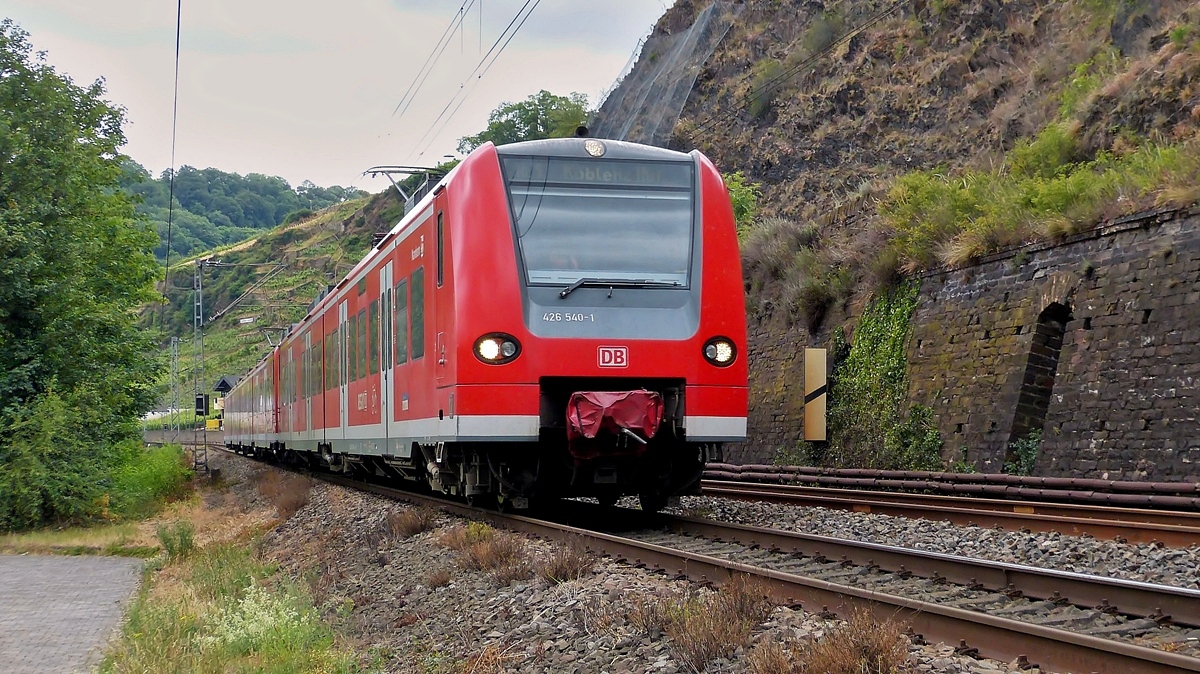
[308,472,1200,674]
[664,514,1200,627]
[702,480,1200,547]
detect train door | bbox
[285,346,294,437]
[380,262,394,434]
[303,331,312,442]
[339,300,349,433]
[433,197,453,390]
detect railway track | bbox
[228,453,1199,674]
[702,479,1200,547]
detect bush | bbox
[257,471,312,519]
[156,520,196,561]
[387,507,436,538]
[628,576,774,670]
[0,388,170,530]
[281,209,314,225]
[823,285,944,470]
[108,444,192,518]
[1004,429,1042,475]
[537,541,595,584]
[665,576,775,671]
[749,58,785,119]
[878,126,1200,273]
[725,171,762,233]
[748,608,909,674]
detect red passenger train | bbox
[224,137,747,511]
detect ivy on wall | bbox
[793,281,944,470]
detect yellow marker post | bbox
[804,348,827,442]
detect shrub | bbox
[824,285,944,470]
[749,58,785,118]
[537,541,595,584]
[440,523,532,584]
[281,209,314,225]
[1004,429,1042,475]
[156,520,195,561]
[800,608,910,673]
[437,521,495,551]
[878,127,1200,275]
[387,507,436,538]
[725,171,762,233]
[629,576,774,670]
[257,471,312,519]
[108,443,192,518]
[747,609,909,673]
[802,11,844,55]
[665,576,775,671]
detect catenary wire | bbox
[159,0,183,333]
[393,0,477,119]
[409,0,542,160]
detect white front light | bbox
[703,337,736,366]
[477,338,501,361]
[474,333,521,365]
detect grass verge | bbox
[101,541,360,674]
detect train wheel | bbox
[638,492,667,513]
[597,494,619,507]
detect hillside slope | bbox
[673,0,1196,214]
[155,190,403,387]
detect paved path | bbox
[0,555,142,673]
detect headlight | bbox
[474,333,521,364]
[703,337,736,366]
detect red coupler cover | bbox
[566,390,664,443]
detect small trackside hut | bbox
[224,137,748,512]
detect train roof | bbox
[495,137,694,162]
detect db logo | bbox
[598,346,628,368]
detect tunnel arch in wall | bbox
[1007,301,1073,463]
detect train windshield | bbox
[501,156,695,287]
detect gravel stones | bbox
[252,469,1038,673]
[667,496,1200,590]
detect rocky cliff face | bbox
[666,0,1200,221]
[602,0,1200,473]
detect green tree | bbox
[0,20,163,529]
[457,90,589,153]
[120,161,367,262]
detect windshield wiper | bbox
[558,278,682,299]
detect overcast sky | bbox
[1,0,668,191]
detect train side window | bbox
[395,278,408,365]
[357,308,367,378]
[437,212,444,288]
[324,332,332,391]
[369,300,380,375]
[334,329,342,389]
[348,313,359,382]
[411,267,425,360]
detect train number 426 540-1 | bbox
[542,312,596,322]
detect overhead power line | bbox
[409,0,543,160]
[159,0,184,334]
[392,1,478,120]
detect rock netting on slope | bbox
[257,474,1037,673]
[664,495,1200,589]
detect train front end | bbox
[453,137,747,511]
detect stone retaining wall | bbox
[736,208,1200,481]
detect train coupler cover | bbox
[565,390,664,461]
